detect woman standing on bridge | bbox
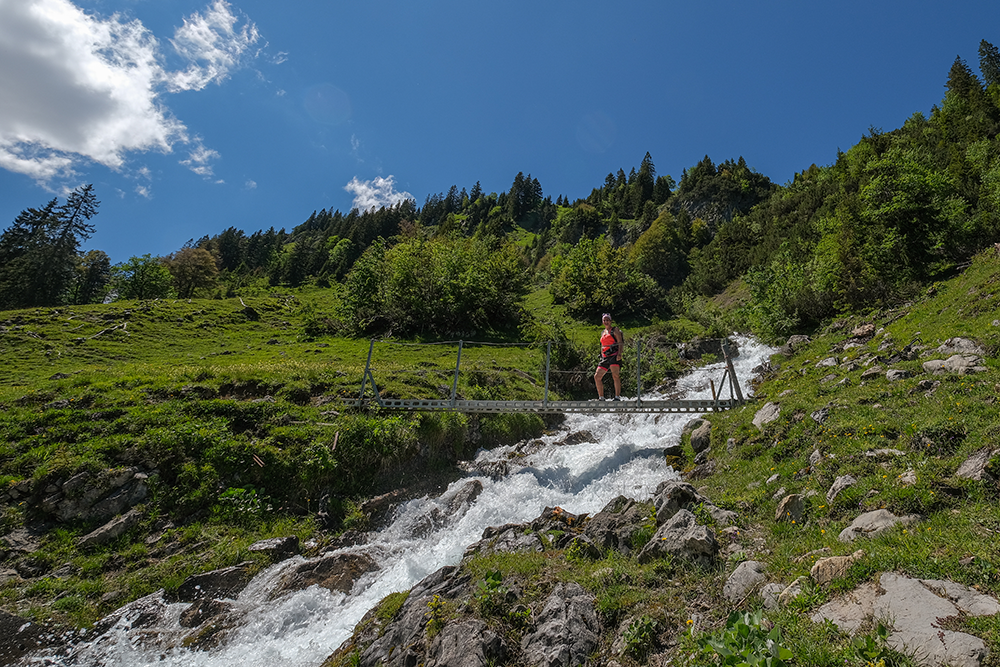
[594,313,624,401]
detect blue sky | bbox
[2,0,999,263]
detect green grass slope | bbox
[2,249,1000,667]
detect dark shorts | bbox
[597,356,620,371]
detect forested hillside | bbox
[4,43,1000,338]
[0,40,1000,336]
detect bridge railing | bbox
[347,337,745,414]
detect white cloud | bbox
[344,175,414,212]
[0,0,258,187]
[179,137,220,178]
[245,179,257,189]
[166,0,260,92]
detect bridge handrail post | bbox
[635,336,642,407]
[359,338,375,404]
[543,341,551,408]
[451,340,464,408]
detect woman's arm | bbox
[614,327,624,359]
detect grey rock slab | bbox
[811,408,830,424]
[838,509,920,543]
[706,505,738,527]
[827,475,857,503]
[77,509,143,548]
[775,494,805,523]
[274,552,377,597]
[752,402,781,430]
[923,355,988,375]
[919,579,1000,616]
[723,560,766,602]
[1,528,41,555]
[248,536,300,561]
[464,524,545,557]
[810,581,880,634]
[860,366,884,380]
[583,497,651,554]
[875,573,989,667]
[810,449,823,466]
[955,449,1000,481]
[652,480,708,525]
[174,561,255,602]
[429,620,506,667]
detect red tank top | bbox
[601,329,619,357]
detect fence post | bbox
[451,340,464,407]
[359,338,375,405]
[544,341,551,408]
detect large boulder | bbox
[172,562,255,602]
[874,574,994,667]
[935,337,986,356]
[637,509,718,566]
[53,468,149,523]
[689,421,712,454]
[356,565,472,667]
[520,582,600,667]
[651,480,707,525]
[464,524,546,558]
[583,496,653,554]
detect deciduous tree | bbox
[164,247,220,298]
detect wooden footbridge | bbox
[343,338,745,414]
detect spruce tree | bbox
[979,39,1000,88]
[947,55,982,99]
[0,185,99,309]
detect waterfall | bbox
[30,336,773,667]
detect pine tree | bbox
[947,55,982,99]
[0,185,100,309]
[979,40,1000,88]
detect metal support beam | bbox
[722,342,744,404]
[359,338,375,404]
